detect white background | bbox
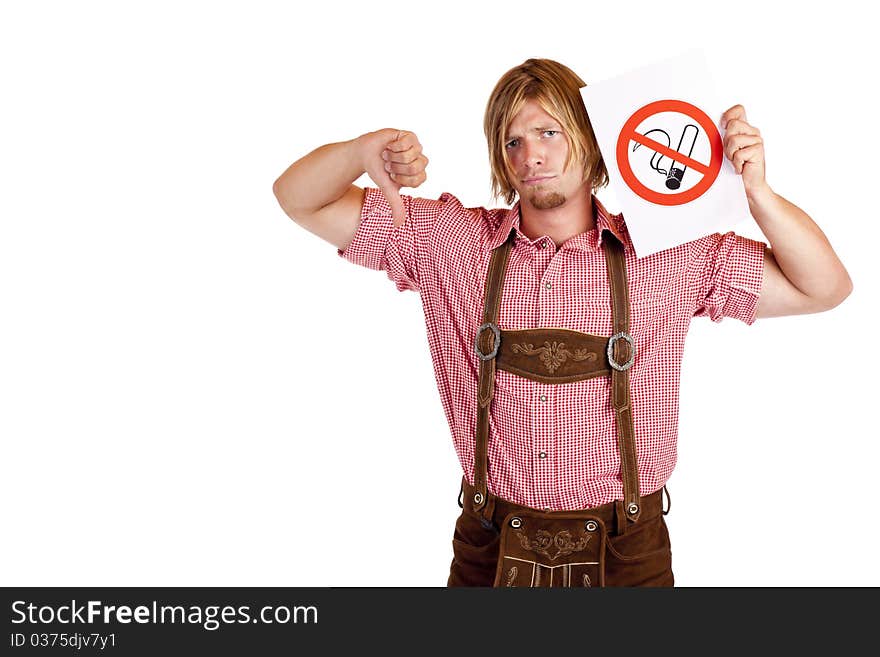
[1,0,876,587]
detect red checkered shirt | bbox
[338,187,766,510]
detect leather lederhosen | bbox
[450,224,673,587]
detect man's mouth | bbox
[523,176,555,185]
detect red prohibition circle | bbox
[615,99,723,206]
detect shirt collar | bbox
[488,193,629,252]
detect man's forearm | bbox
[273,138,363,215]
[747,185,853,303]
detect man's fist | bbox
[720,104,767,197]
[356,129,429,227]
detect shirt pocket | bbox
[490,369,531,432]
[494,369,531,401]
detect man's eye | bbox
[544,130,558,137]
[505,139,518,149]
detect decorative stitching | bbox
[514,528,592,561]
[510,341,597,373]
[583,573,591,588]
[502,556,598,567]
[505,566,517,587]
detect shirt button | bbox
[538,451,547,459]
[538,241,546,249]
[539,394,547,402]
[545,282,552,289]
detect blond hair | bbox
[483,58,608,205]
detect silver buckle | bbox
[474,322,501,361]
[607,331,635,371]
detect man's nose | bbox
[523,141,544,167]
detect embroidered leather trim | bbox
[513,528,592,561]
[510,341,598,373]
[505,566,517,587]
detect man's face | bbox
[504,99,588,210]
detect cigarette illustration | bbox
[632,124,701,190]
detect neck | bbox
[519,188,595,248]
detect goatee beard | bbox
[528,190,566,210]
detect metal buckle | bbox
[474,322,501,361]
[606,331,635,371]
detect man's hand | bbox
[721,105,769,198]
[356,129,429,227]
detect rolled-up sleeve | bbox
[693,231,766,325]
[337,187,446,293]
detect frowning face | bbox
[504,99,589,211]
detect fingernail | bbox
[382,151,388,160]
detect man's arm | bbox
[272,130,429,251]
[750,190,853,318]
[720,105,853,318]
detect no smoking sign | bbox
[615,99,723,206]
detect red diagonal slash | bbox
[628,131,711,176]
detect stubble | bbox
[527,187,566,210]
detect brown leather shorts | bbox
[448,477,673,587]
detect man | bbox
[272,59,852,587]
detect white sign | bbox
[581,50,751,257]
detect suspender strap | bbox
[472,228,516,516]
[603,230,641,523]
